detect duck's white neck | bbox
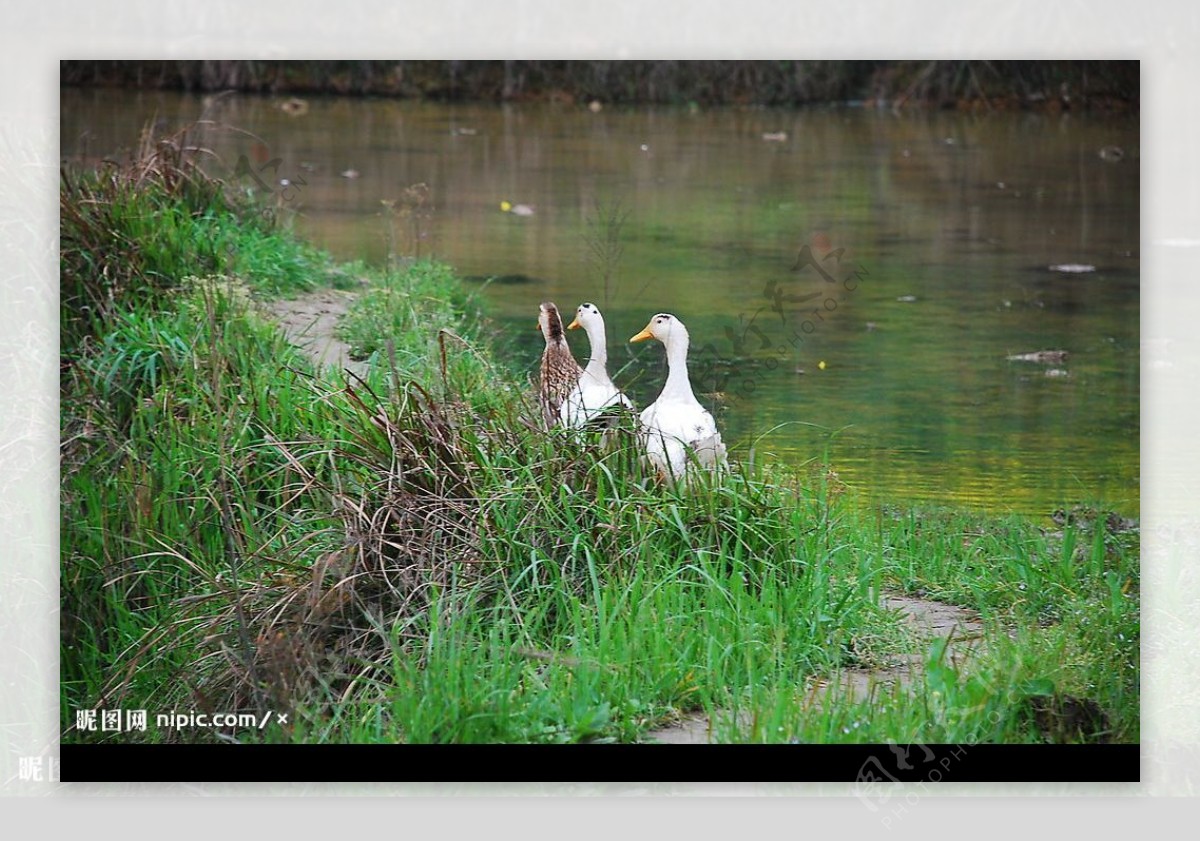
[582,318,609,378]
[660,327,696,401]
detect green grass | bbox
[60,131,1139,747]
[60,124,340,356]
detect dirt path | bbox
[261,291,991,744]
[263,289,368,377]
[835,593,986,695]
[646,593,986,744]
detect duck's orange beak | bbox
[629,325,654,343]
[534,320,542,331]
[567,317,582,331]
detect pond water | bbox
[61,88,1140,517]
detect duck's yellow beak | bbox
[629,326,654,343]
[567,317,582,331]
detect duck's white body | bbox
[630,313,726,479]
[565,302,634,426]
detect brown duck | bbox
[536,301,584,428]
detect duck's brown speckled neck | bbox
[542,302,565,341]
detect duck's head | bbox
[630,312,688,345]
[537,301,566,342]
[568,301,603,332]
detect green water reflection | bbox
[61,89,1139,516]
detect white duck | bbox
[567,302,635,424]
[629,313,727,479]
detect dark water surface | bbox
[61,89,1140,516]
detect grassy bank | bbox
[61,60,1139,111]
[60,135,1138,746]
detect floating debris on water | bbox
[340,169,360,179]
[500,200,535,217]
[280,97,309,117]
[761,131,788,142]
[1049,263,1096,273]
[1051,506,1139,533]
[1007,350,1069,364]
[896,294,917,303]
